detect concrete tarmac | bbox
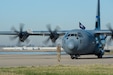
[0,54,113,67]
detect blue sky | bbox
[0,0,113,46]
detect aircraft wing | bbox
[93,30,112,36]
[29,31,66,36]
[0,30,67,36]
[0,30,67,42]
[0,30,112,36]
[0,31,17,35]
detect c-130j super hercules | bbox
[0,0,112,59]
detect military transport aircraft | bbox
[0,0,112,59]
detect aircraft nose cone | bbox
[67,39,78,50]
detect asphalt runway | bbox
[0,54,113,67]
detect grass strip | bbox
[0,64,113,75]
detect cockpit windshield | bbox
[67,32,82,37]
[67,34,77,36]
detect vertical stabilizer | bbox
[95,0,101,30]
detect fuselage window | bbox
[78,33,82,37]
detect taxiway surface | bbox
[0,54,113,67]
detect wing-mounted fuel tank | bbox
[62,29,97,55]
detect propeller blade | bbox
[20,23,24,32]
[44,37,50,44]
[54,26,60,32]
[11,26,19,33]
[25,39,30,44]
[106,36,112,45]
[17,39,22,46]
[107,23,112,31]
[47,24,52,32]
[10,35,18,40]
[106,23,113,44]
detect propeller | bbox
[10,23,30,45]
[107,23,113,44]
[44,24,60,44]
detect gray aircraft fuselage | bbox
[62,29,99,56]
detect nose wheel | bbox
[70,55,80,59]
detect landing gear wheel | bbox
[98,55,102,58]
[70,55,79,59]
[70,55,75,59]
[71,56,75,59]
[75,56,79,59]
[97,50,104,58]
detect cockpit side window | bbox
[78,32,82,37]
[75,34,77,36]
[68,34,70,36]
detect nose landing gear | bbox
[70,55,80,59]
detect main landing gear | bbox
[70,55,80,59]
[96,50,104,58]
[97,54,102,58]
